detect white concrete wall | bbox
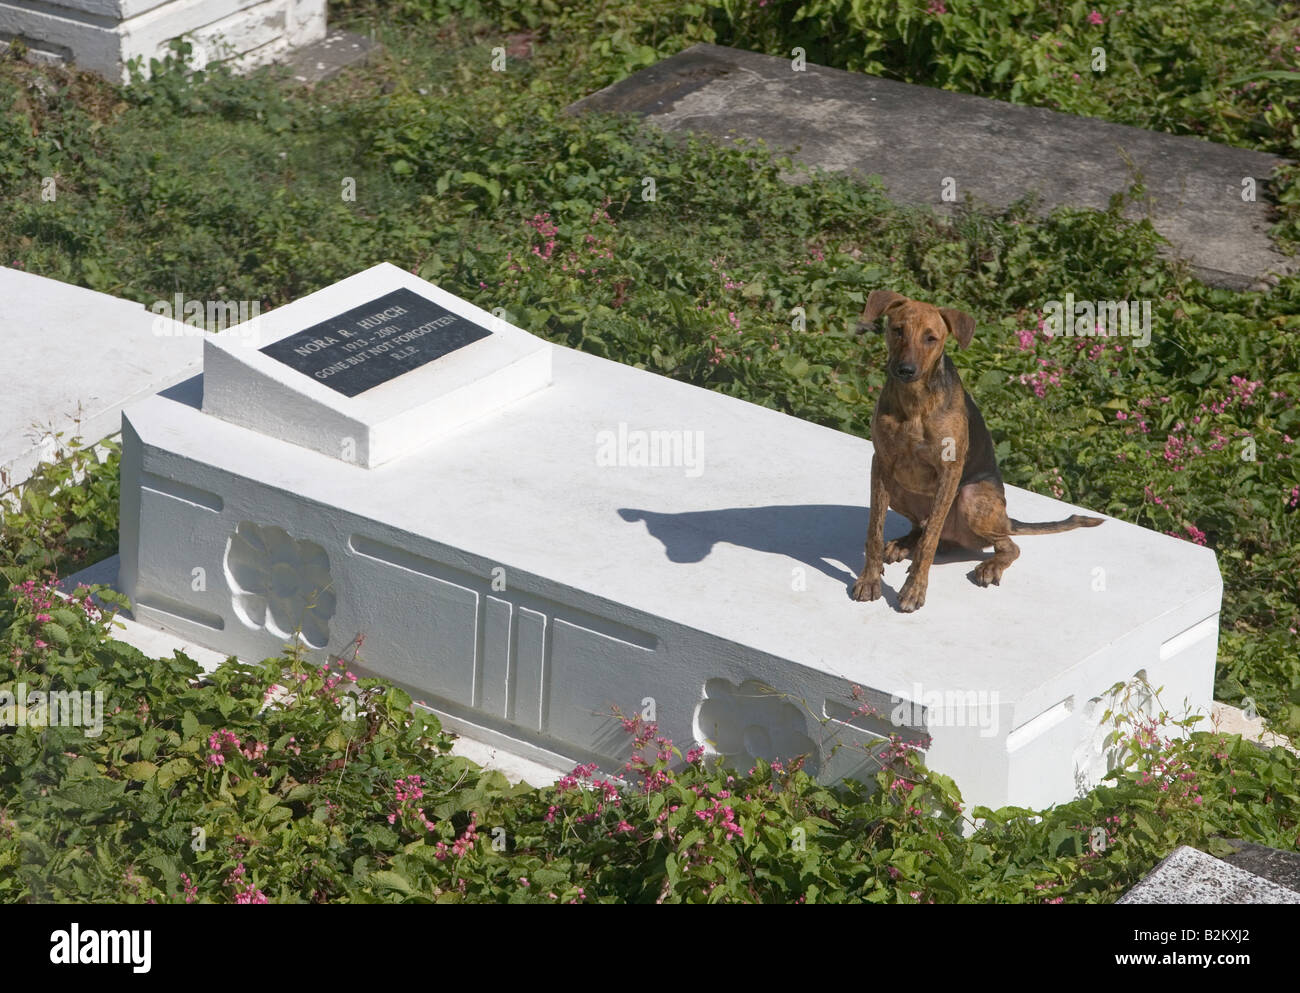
[0,0,326,80]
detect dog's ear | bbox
[940,307,976,349]
[858,289,908,333]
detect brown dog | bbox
[850,290,1102,612]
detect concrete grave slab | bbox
[117,263,1222,812]
[569,43,1297,291]
[1118,845,1300,904]
[0,266,202,492]
[1217,839,1300,895]
[282,27,380,86]
[0,0,326,81]
[1210,700,1297,755]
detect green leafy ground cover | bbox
[2,562,1297,903]
[1,1,1297,901]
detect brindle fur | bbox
[850,290,1103,612]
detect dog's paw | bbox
[883,538,915,563]
[897,576,927,612]
[973,560,1005,587]
[851,575,882,602]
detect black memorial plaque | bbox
[261,287,493,398]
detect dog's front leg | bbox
[852,454,890,602]
[897,465,961,613]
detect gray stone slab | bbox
[569,43,1296,291]
[281,28,380,85]
[1118,845,1300,904]
[0,266,202,492]
[1217,839,1300,894]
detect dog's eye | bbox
[926,335,939,344]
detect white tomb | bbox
[118,262,1222,810]
[0,0,325,81]
[0,265,202,492]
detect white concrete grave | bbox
[118,262,1223,812]
[0,0,326,81]
[0,265,202,492]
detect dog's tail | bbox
[1009,514,1104,536]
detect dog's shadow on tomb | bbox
[618,504,989,600]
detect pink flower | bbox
[1087,9,1105,26]
[225,863,267,904]
[206,728,242,767]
